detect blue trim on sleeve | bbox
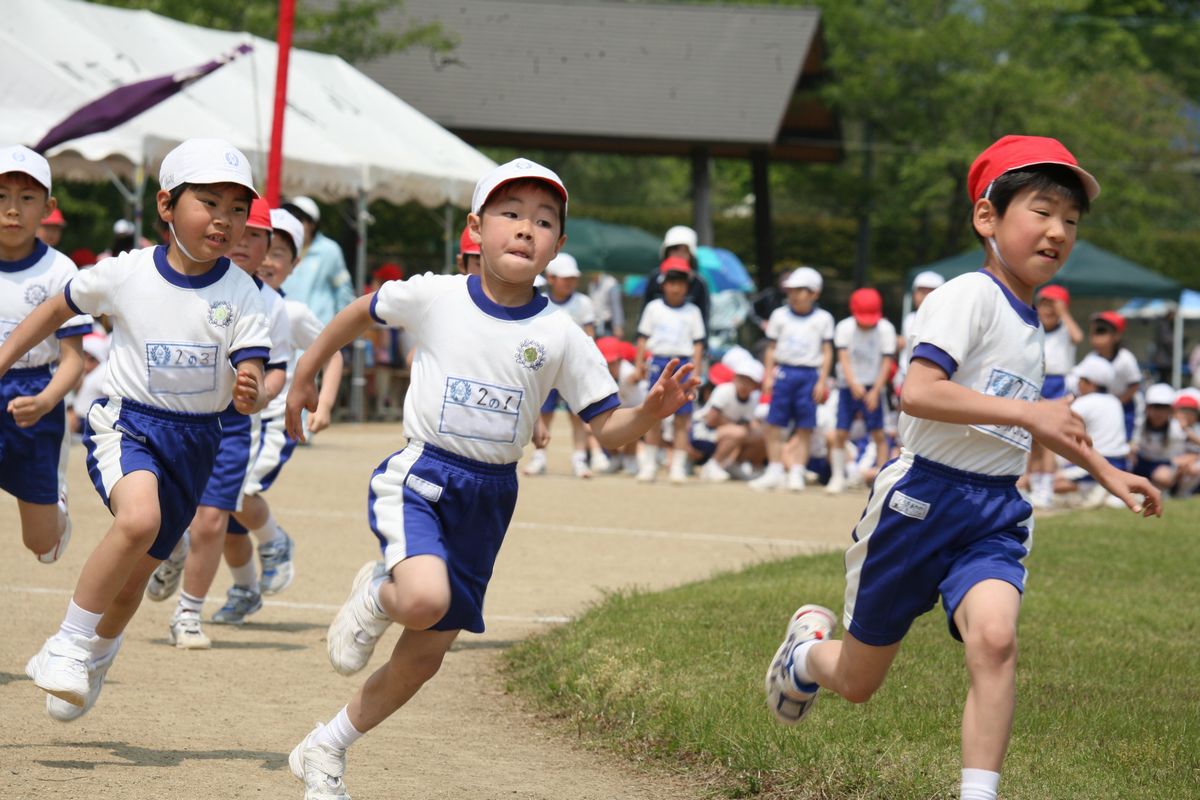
[155,245,231,289]
[977,269,1040,328]
[266,361,288,372]
[912,343,958,378]
[0,240,48,272]
[63,281,84,315]
[230,347,270,366]
[55,323,92,340]
[369,291,387,325]
[467,274,548,320]
[252,275,264,289]
[578,392,622,422]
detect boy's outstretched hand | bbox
[1096,465,1163,517]
[285,377,318,443]
[642,358,701,419]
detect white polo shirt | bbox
[371,273,619,464]
[637,298,705,358]
[834,316,897,388]
[765,305,834,368]
[1,241,92,368]
[66,246,271,414]
[1042,322,1076,376]
[260,297,323,420]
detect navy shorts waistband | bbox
[651,354,692,364]
[409,441,517,475]
[907,453,1019,488]
[778,364,818,373]
[3,365,53,379]
[106,397,221,427]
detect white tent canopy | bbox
[0,0,495,207]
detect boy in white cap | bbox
[1054,354,1130,507]
[695,358,766,482]
[0,145,91,563]
[284,157,698,799]
[641,224,710,326]
[525,251,599,478]
[895,270,944,389]
[750,266,834,492]
[280,196,354,325]
[764,136,1160,800]
[0,138,270,721]
[1130,382,1186,492]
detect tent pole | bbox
[1173,304,1184,389]
[444,203,455,274]
[350,186,369,423]
[133,156,146,243]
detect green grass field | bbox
[503,501,1200,799]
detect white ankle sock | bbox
[58,600,102,640]
[230,559,259,592]
[368,574,389,617]
[961,768,1000,800]
[765,462,784,476]
[314,706,364,751]
[91,634,121,661]
[789,639,821,687]
[177,592,205,615]
[251,514,283,546]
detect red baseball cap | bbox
[707,362,735,385]
[247,198,272,231]
[459,224,480,256]
[1091,310,1126,335]
[659,256,692,276]
[619,341,639,362]
[373,262,404,284]
[968,135,1100,203]
[1037,284,1070,306]
[40,208,66,226]
[595,336,622,364]
[1174,392,1199,411]
[849,287,883,326]
[69,247,96,267]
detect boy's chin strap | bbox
[988,236,1012,272]
[168,222,204,264]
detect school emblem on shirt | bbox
[207,300,234,328]
[515,339,547,371]
[24,284,48,306]
[448,378,472,404]
[148,343,172,366]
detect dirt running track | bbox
[0,421,864,799]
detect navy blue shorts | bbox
[1041,374,1066,400]
[1132,457,1172,480]
[837,386,885,432]
[648,355,693,416]
[198,404,253,511]
[368,441,518,634]
[1123,401,1136,442]
[766,365,819,429]
[540,388,570,414]
[83,397,221,559]
[843,453,1032,646]
[0,367,67,504]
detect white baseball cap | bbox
[912,270,945,291]
[546,252,580,278]
[533,273,548,289]
[733,359,765,384]
[783,266,822,291]
[0,145,51,192]
[471,158,568,217]
[270,208,306,256]
[112,219,135,236]
[660,225,698,257]
[81,331,109,362]
[1145,383,1176,406]
[1075,354,1116,389]
[288,196,320,224]
[159,138,257,197]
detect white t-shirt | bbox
[72,365,107,418]
[637,299,705,357]
[546,292,596,329]
[765,305,834,367]
[1,241,92,368]
[896,310,917,386]
[1042,323,1076,376]
[258,279,292,370]
[371,273,619,464]
[616,359,645,408]
[261,297,326,420]
[66,246,271,414]
[899,271,1044,476]
[834,316,897,388]
[691,382,759,444]
[1087,347,1140,397]
[1135,418,1186,462]
[1071,392,1130,458]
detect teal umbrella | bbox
[562,218,661,275]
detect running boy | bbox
[0,145,90,563]
[284,158,698,800]
[750,266,834,492]
[828,287,896,493]
[1,139,270,720]
[763,136,1161,800]
[635,256,706,483]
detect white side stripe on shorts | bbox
[370,441,425,571]
[87,397,129,501]
[842,455,911,631]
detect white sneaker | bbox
[37,490,72,564]
[25,634,92,707]
[1082,482,1108,509]
[168,610,212,650]
[590,449,611,473]
[748,469,783,492]
[572,453,593,479]
[1104,492,1128,510]
[523,450,547,476]
[669,458,688,484]
[621,454,639,476]
[258,529,296,595]
[700,460,730,483]
[289,724,351,800]
[46,635,122,722]
[636,459,657,483]
[1031,489,1055,510]
[764,604,837,725]
[786,470,807,492]
[825,473,846,494]
[327,561,391,676]
[146,532,189,601]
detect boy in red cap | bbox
[38,207,66,248]
[1086,309,1141,440]
[455,224,481,275]
[828,287,896,493]
[1027,283,1083,507]
[765,135,1161,800]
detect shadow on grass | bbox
[1,740,286,771]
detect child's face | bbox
[547,274,578,300]
[229,225,271,274]
[1037,297,1061,328]
[471,183,565,287]
[158,183,250,265]
[1089,322,1118,354]
[662,275,689,304]
[912,287,933,309]
[978,186,1079,295]
[733,375,758,399]
[664,244,691,261]
[258,237,297,289]
[0,173,51,259]
[1146,405,1172,427]
[1176,408,1198,428]
[787,287,816,313]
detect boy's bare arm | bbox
[589,359,700,448]
[7,336,84,428]
[0,294,77,376]
[287,294,375,441]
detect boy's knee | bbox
[387,591,451,631]
[966,621,1017,666]
[115,507,161,545]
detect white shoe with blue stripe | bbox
[764,604,836,725]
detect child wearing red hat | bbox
[765,135,1161,800]
[1026,283,1083,507]
[455,224,481,276]
[1086,309,1141,440]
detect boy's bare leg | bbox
[96,553,162,638]
[954,579,1020,772]
[73,472,161,612]
[181,505,230,600]
[347,627,460,732]
[18,499,66,557]
[805,632,901,704]
[376,554,452,632]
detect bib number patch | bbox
[970,367,1040,451]
[0,319,33,367]
[438,376,523,443]
[146,341,219,396]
